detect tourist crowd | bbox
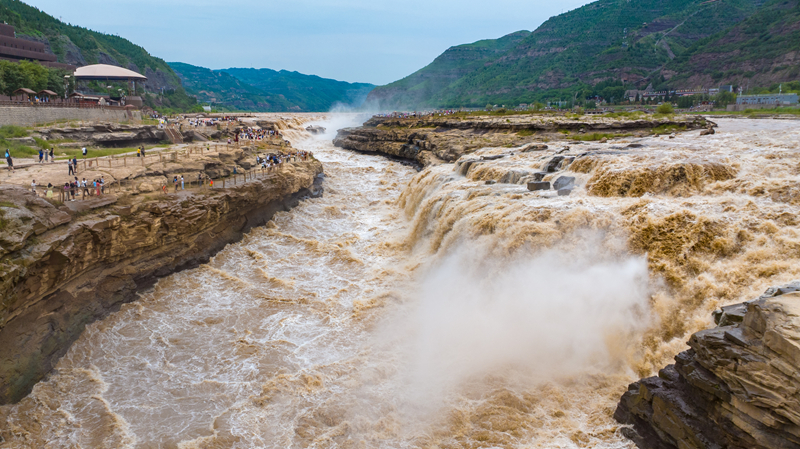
[373,109,461,119]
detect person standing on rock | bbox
[136,147,141,158]
[100,176,105,194]
[72,157,78,174]
[44,148,48,163]
[82,147,87,158]
[38,149,44,163]
[173,176,179,192]
[49,148,54,163]
[181,175,185,190]
[5,151,12,172]
[82,178,89,197]
[68,159,74,176]
[31,179,36,194]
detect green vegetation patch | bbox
[0,126,29,139]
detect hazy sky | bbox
[24,0,593,85]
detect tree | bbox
[714,91,736,108]
[656,103,674,114]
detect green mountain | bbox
[368,0,797,109]
[223,68,375,112]
[168,62,294,112]
[169,63,375,112]
[663,0,800,89]
[0,0,180,91]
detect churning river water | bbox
[3,115,800,449]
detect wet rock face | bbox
[615,282,800,449]
[0,160,323,404]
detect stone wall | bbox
[0,106,142,127]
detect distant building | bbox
[0,23,75,70]
[728,93,799,111]
[719,85,735,93]
[736,93,799,105]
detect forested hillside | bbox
[224,68,375,112]
[0,0,180,91]
[368,0,797,109]
[661,0,800,89]
[169,63,295,112]
[170,63,375,112]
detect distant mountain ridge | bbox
[169,63,375,112]
[1,0,375,113]
[368,0,799,109]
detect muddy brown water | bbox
[2,116,799,448]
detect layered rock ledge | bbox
[615,282,800,449]
[0,159,323,404]
[333,114,709,167]
[36,123,226,148]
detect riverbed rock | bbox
[553,176,576,191]
[545,156,565,173]
[528,181,551,191]
[700,127,716,136]
[614,281,800,449]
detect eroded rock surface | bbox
[333,114,709,166]
[35,123,226,148]
[0,159,322,404]
[615,282,800,449]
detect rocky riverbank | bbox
[33,123,227,148]
[333,113,710,166]
[614,282,800,449]
[0,157,323,404]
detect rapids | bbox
[2,115,799,448]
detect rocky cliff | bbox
[0,159,323,404]
[333,114,709,167]
[615,282,800,449]
[36,123,226,148]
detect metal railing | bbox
[21,143,312,203]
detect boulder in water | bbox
[545,156,565,173]
[557,188,573,196]
[553,176,576,191]
[306,125,326,134]
[527,181,550,191]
